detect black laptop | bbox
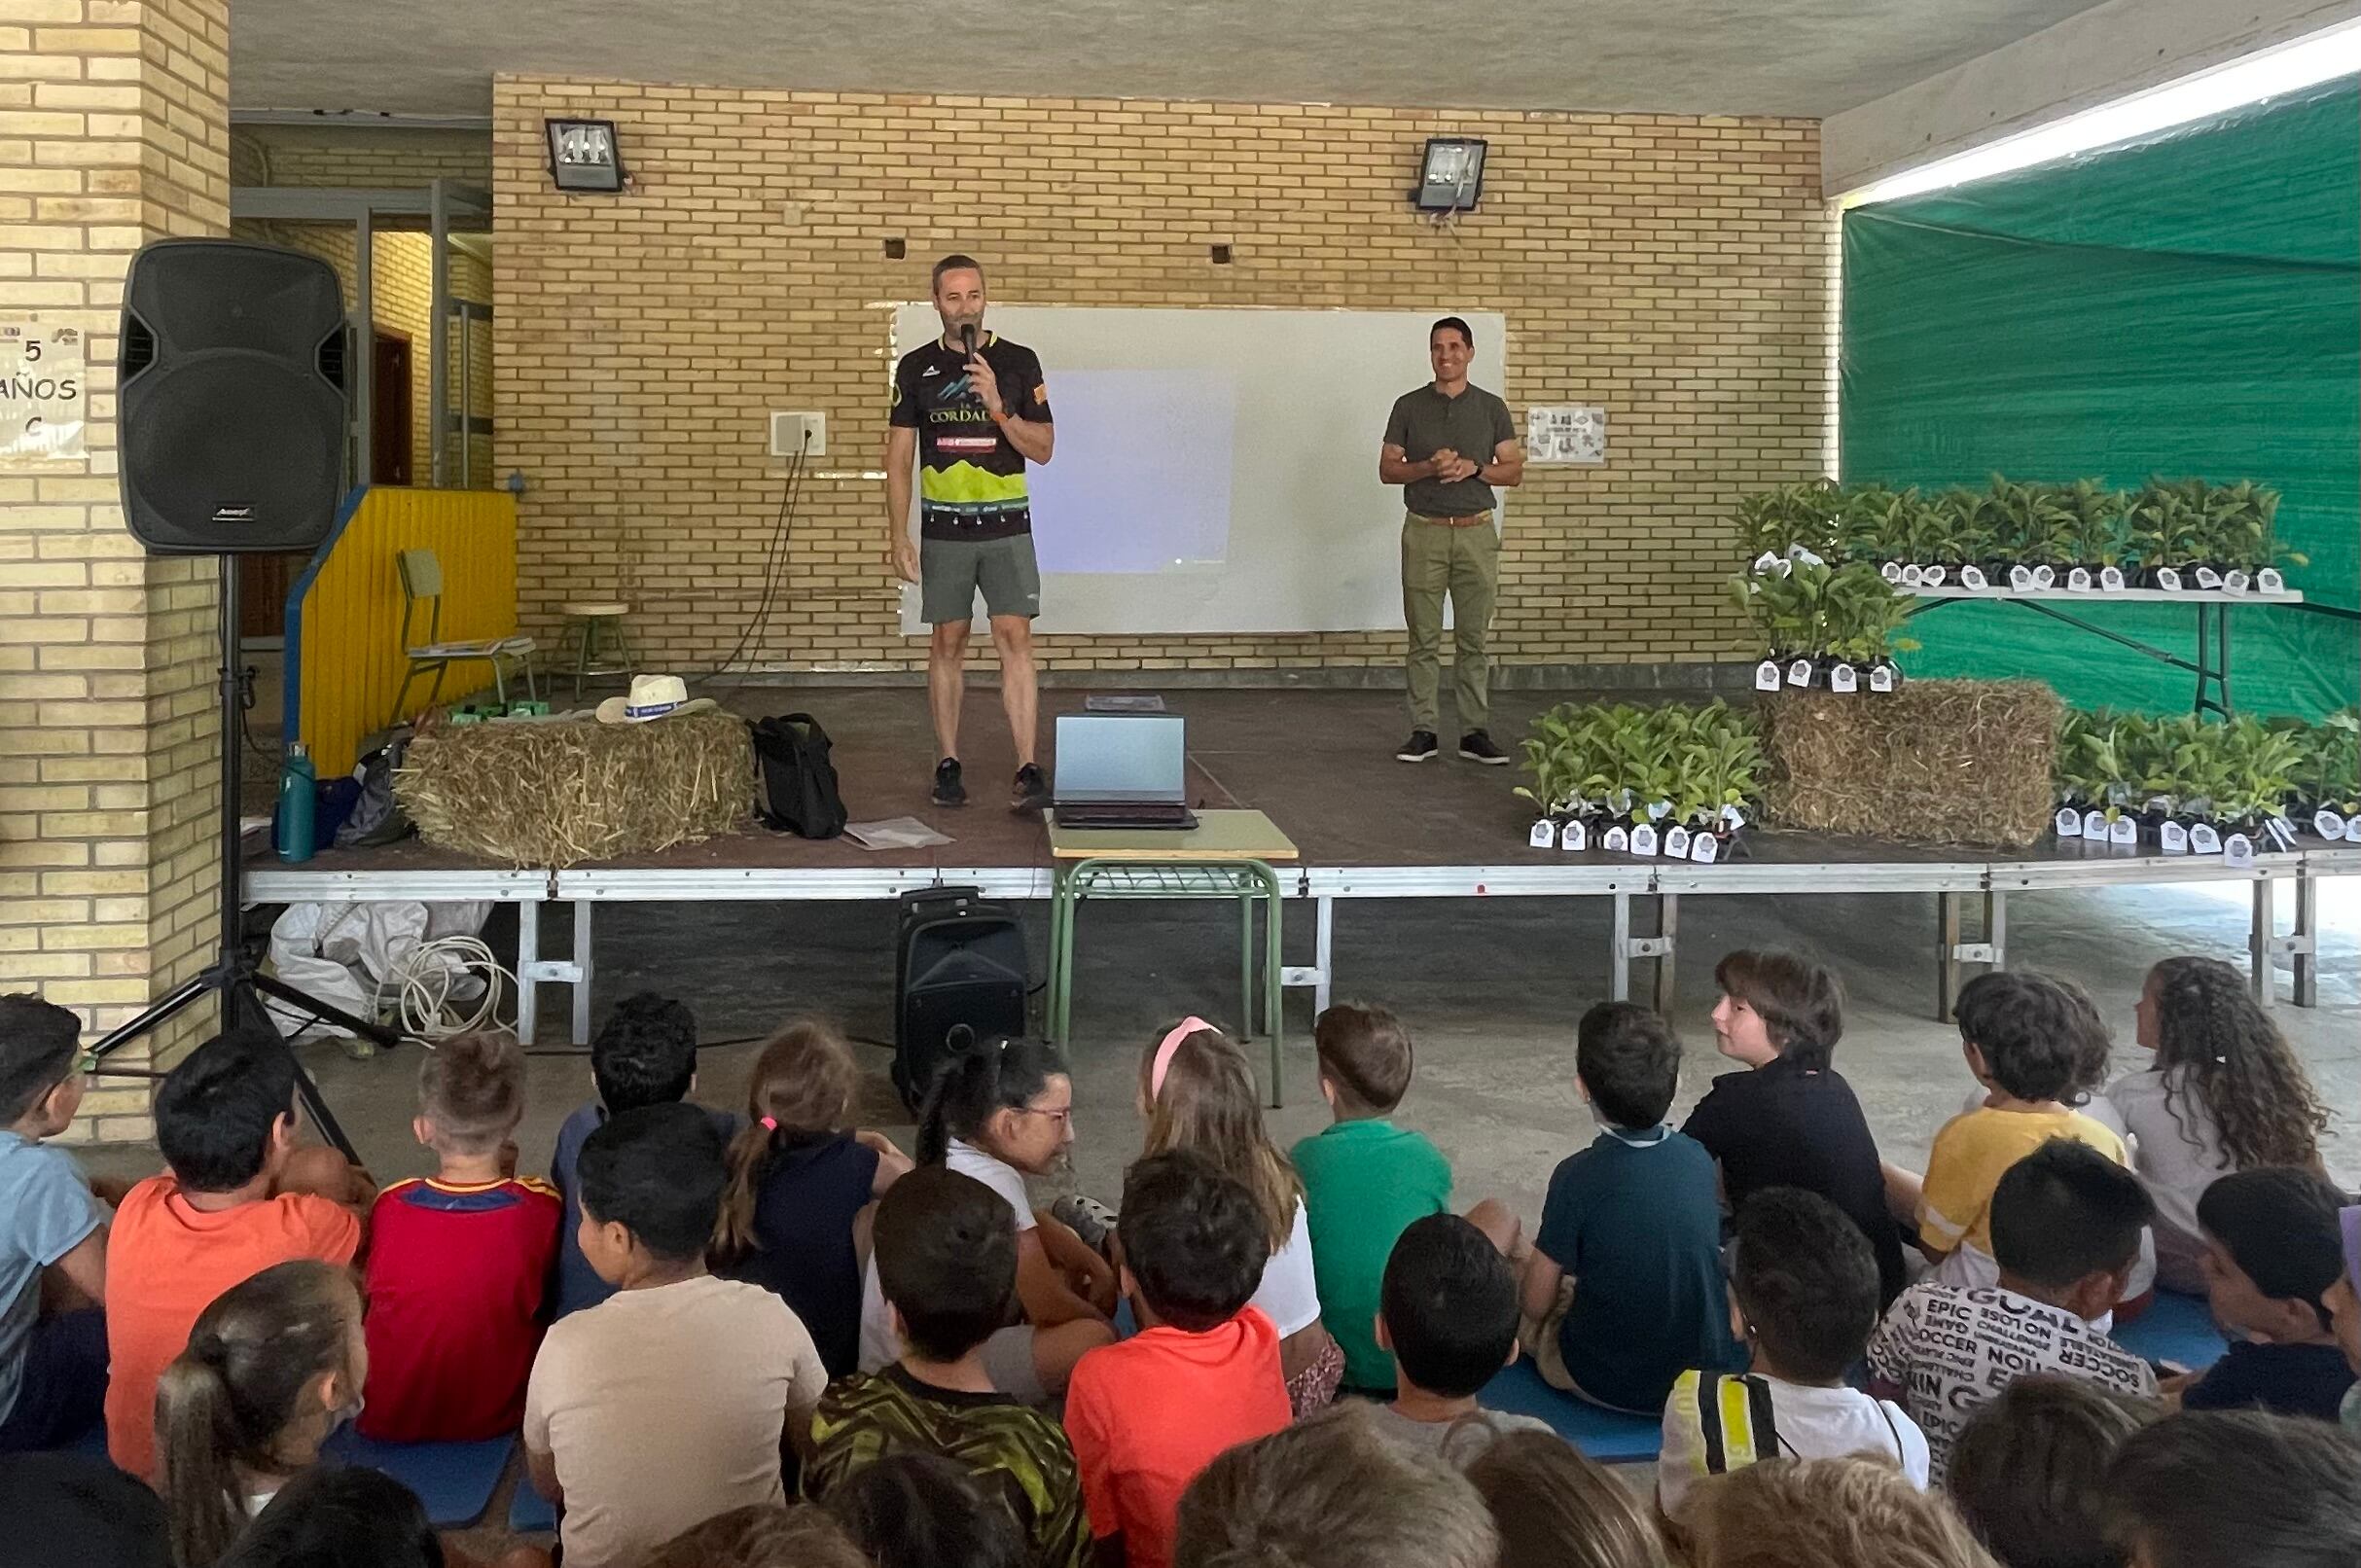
[1051,714,1199,831]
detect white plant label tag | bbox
[2347,817,2361,842]
[1786,659,1813,687]
[2056,808,2084,838]
[1690,832,1720,864]
[2223,570,2249,593]
[1790,545,1825,567]
[2315,810,2347,840]
[2083,809,2110,838]
[2008,564,2035,591]
[2190,823,2222,854]
[1755,660,1782,692]
[1900,564,1926,588]
[2195,566,2223,589]
[1663,825,1692,858]
[2100,566,2127,591]
[1722,803,1747,829]
[2266,817,2300,851]
[2258,568,2285,593]
[1647,800,1673,822]
[1830,663,1858,694]
[2066,567,2093,591]
[1609,788,1633,814]
[1869,664,1896,694]
[2157,567,2183,591]
[1922,565,1948,588]
[2032,564,2057,588]
[1960,565,1987,589]
[2108,815,2138,845]
[1561,819,1589,852]
[2224,833,2255,868]
[2160,821,2189,853]
[1603,825,1629,853]
[1629,824,1659,857]
[1879,561,1904,584]
[1528,819,1557,849]
[1753,551,1781,575]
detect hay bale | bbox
[397,713,752,868]
[1758,679,2060,847]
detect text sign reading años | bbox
[0,322,85,462]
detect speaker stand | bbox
[86,555,404,1162]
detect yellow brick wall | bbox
[493,79,1832,673]
[229,124,489,191]
[0,0,232,1141]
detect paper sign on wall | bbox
[1524,405,1605,465]
[0,322,84,462]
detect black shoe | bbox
[932,757,966,807]
[1012,762,1051,813]
[1396,730,1440,763]
[1459,729,1510,766]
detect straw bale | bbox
[1758,680,2060,847]
[397,714,752,868]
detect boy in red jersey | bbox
[361,1032,560,1442]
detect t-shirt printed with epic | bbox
[362,1175,561,1442]
[1866,1281,2156,1480]
[103,1174,364,1479]
[890,334,1051,542]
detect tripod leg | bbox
[246,970,408,1051]
[230,978,360,1163]
[88,971,222,1060]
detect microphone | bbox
[960,324,979,362]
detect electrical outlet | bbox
[768,411,827,457]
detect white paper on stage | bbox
[890,305,1508,636]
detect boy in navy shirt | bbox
[1519,1002,1742,1411]
[2176,1166,2356,1422]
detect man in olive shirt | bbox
[1379,317,1522,764]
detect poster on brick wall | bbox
[0,321,86,463]
[1525,404,1605,465]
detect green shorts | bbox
[920,533,1042,624]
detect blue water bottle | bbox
[277,742,316,864]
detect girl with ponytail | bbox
[856,1031,1116,1399]
[2106,955,2332,1291]
[156,1259,366,1568]
[711,1019,913,1376]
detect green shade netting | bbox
[1841,77,2360,718]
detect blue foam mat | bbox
[1478,1360,1663,1462]
[322,1429,516,1529]
[2113,1288,2228,1372]
[510,1477,558,1534]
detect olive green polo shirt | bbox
[1384,382,1518,517]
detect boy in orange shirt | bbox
[105,1030,373,1479]
[1064,1152,1290,1568]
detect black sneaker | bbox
[1012,762,1051,813]
[931,757,966,807]
[1459,730,1510,766]
[1396,730,1440,763]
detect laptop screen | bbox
[1054,715,1187,804]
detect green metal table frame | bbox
[1045,856,1287,1107]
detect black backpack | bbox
[749,713,848,838]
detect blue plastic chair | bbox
[321,1428,517,1529]
[1478,1359,1663,1463]
[510,1476,559,1534]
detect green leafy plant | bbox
[2060,479,2128,567]
[1987,476,2078,566]
[1735,481,1843,561]
[1517,700,1762,825]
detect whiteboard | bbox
[890,305,1509,635]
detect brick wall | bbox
[494,79,1832,674]
[229,123,489,191]
[0,0,232,1140]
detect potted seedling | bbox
[2284,709,2359,839]
[1734,563,1831,691]
[2057,479,2129,591]
[1987,477,2075,589]
[2128,479,2213,590]
[1821,563,1916,692]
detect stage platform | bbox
[244,689,2350,1044]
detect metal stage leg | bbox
[1277,895,1333,1020]
[516,901,539,1044]
[2247,876,2304,1011]
[1652,894,1680,1017]
[1610,892,1631,1002]
[1611,892,1672,1009]
[2293,866,2318,1009]
[1937,890,2005,1022]
[572,901,596,1045]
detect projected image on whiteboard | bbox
[1028,370,1234,575]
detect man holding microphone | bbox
[886,254,1055,811]
[1378,316,1522,766]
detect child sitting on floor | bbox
[2107,956,2332,1293]
[1291,1003,1454,1393]
[823,1452,1031,1568]
[1687,1456,1998,1568]
[362,1031,560,1443]
[1520,1002,1742,1414]
[2101,1409,2361,1568]
[1947,1375,2160,1568]
[1370,1214,1554,1466]
[1680,950,1906,1305]
[1463,1430,1670,1568]
[858,1034,1115,1401]
[2337,1205,2361,1436]
[2172,1166,2355,1421]
[154,1259,369,1568]
[713,1019,913,1378]
[550,991,738,1319]
[1140,1017,1341,1412]
[1908,971,2133,1290]
[525,1103,830,1568]
[0,993,112,1454]
[1870,1138,2158,1480]
[106,1030,373,1480]
[1065,1151,1292,1568]
[804,1164,1090,1568]
[1659,1187,1928,1523]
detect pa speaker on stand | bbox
[88,239,407,1158]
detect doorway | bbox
[372,329,412,486]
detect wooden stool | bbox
[556,602,634,702]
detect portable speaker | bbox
[119,238,348,554]
[893,886,1030,1111]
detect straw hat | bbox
[594,674,719,724]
